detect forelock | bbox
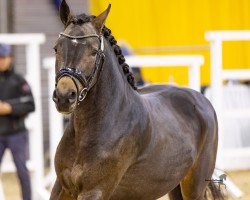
[70,14,96,25]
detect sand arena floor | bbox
[1,170,250,200]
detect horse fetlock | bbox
[77,190,103,200]
[71,164,84,186]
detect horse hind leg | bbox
[167,182,223,200]
[179,137,217,200]
[205,182,224,200]
[179,103,225,200]
[180,132,219,199]
[179,141,224,200]
[168,185,183,200]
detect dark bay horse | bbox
[51,1,224,199]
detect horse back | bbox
[139,84,216,125]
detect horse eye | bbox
[91,50,98,56]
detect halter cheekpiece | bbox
[55,32,105,104]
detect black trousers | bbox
[0,131,31,200]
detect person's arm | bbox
[7,76,35,117]
[0,101,12,115]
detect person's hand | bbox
[0,101,12,115]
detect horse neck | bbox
[73,40,139,129]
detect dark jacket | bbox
[0,67,35,135]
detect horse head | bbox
[52,0,110,114]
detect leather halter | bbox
[55,32,105,104]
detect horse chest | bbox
[54,138,81,194]
[56,142,119,197]
[61,165,82,187]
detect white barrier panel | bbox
[43,60,64,188]
[205,30,250,199]
[126,55,203,91]
[0,34,48,200]
[205,30,250,170]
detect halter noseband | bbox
[55,32,105,104]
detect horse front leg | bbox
[71,153,131,200]
[50,179,62,200]
[50,179,73,200]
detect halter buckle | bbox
[78,88,88,103]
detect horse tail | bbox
[205,182,225,200]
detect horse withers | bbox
[51,1,224,199]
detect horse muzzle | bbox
[52,77,78,114]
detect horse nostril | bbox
[68,91,77,103]
[52,90,59,102]
[53,88,76,104]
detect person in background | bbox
[0,43,35,200]
[53,0,62,10]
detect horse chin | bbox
[55,103,76,115]
[59,111,72,115]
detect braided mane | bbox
[69,14,137,90]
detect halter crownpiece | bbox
[59,32,104,51]
[59,32,99,39]
[56,32,105,104]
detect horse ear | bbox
[60,0,71,25]
[92,4,111,34]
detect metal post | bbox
[43,60,64,187]
[210,40,224,168]
[25,43,44,200]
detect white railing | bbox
[205,30,250,171]
[43,60,64,189]
[0,34,48,200]
[126,55,203,91]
